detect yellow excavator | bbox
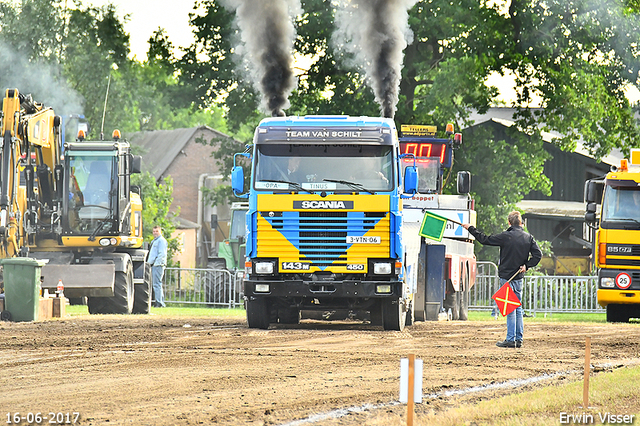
[1,88,150,314]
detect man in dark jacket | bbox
[462,211,542,348]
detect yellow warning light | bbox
[445,123,454,135]
[620,159,629,172]
[77,129,86,141]
[112,129,121,141]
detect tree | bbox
[180,0,640,260]
[131,172,180,265]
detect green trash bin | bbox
[1,258,48,322]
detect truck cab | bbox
[585,149,640,322]
[233,115,418,330]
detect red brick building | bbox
[127,126,234,267]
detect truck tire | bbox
[88,265,134,314]
[278,307,301,324]
[405,301,415,326]
[458,265,471,321]
[444,290,459,320]
[382,298,406,331]
[205,270,229,305]
[246,298,270,329]
[369,301,383,326]
[132,270,152,314]
[606,304,630,323]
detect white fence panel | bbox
[470,261,603,314]
[162,268,244,308]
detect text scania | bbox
[286,131,363,138]
[294,200,354,209]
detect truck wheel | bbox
[606,304,630,323]
[369,301,383,326]
[88,265,134,314]
[132,271,152,314]
[246,298,270,329]
[205,270,229,305]
[458,288,469,321]
[382,298,406,331]
[278,307,301,324]
[405,301,415,326]
[444,291,459,320]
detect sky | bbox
[85,0,639,105]
[88,0,198,59]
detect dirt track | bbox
[1,313,639,425]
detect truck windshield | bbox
[254,144,394,192]
[401,157,440,193]
[602,186,640,222]
[67,155,114,233]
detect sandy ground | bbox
[1,313,639,425]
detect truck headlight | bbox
[376,284,392,294]
[373,262,392,275]
[255,284,270,293]
[255,261,274,274]
[600,277,615,288]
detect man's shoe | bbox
[496,340,516,348]
[516,340,523,348]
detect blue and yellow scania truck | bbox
[231,115,476,330]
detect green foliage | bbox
[131,172,179,265]
[447,123,552,261]
[3,0,640,240]
[195,131,252,207]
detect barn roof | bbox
[125,126,229,180]
[466,107,624,167]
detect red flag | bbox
[492,282,521,316]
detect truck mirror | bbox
[131,155,142,174]
[584,181,597,203]
[585,212,597,223]
[457,171,471,194]
[586,202,597,213]
[232,166,245,196]
[404,166,418,195]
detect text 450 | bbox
[6,412,80,424]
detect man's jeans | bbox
[500,277,523,342]
[152,265,166,307]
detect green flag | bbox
[419,211,449,241]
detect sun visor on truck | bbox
[255,127,396,145]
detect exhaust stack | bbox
[222,0,300,116]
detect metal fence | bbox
[470,261,603,315]
[162,268,244,308]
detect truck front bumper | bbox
[597,268,640,306]
[244,279,403,299]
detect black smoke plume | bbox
[221,0,301,117]
[333,0,417,118]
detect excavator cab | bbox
[60,142,140,242]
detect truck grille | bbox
[606,244,640,267]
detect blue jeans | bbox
[152,265,166,307]
[500,278,523,342]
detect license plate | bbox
[346,236,381,244]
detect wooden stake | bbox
[583,336,591,409]
[407,354,415,426]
